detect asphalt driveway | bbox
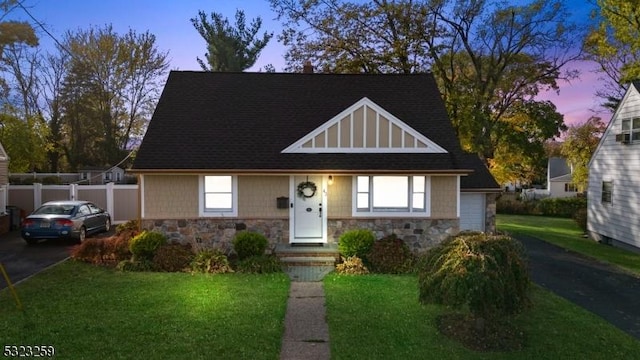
[0,231,73,290]
[516,234,640,340]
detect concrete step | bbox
[280,256,336,266]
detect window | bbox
[201,175,237,216]
[602,181,612,204]
[621,118,640,142]
[564,183,577,192]
[355,175,429,216]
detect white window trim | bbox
[601,179,613,205]
[621,118,640,143]
[199,175,238,217]
[351,175,431,217]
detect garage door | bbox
[460,193,485,232]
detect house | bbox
[78,166,126,185]
[547,157,577,198]
[587,81,640,251]
[130,71,500,252]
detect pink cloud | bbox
[536,61,613,127]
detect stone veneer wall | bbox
[328,218,459,252]
[141,218,289,253]
[485,193,498,233]
[142,217,460,253]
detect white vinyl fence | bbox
[8,183,138,224]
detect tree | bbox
[560,117,606,192]
[584,0,640,110]
[270,0,578,165]
[0,112,49,172]
[489,100,565,186]
[59,25,169,169]
[191,9,272,71]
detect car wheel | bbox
[104,218,111,232]
[77,226,87,244]
[25,238,38,245]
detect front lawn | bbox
[497,214,640,275]
[324,274,640,359]
[0,261,290,359]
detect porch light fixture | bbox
[328,175,334,185]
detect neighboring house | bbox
[78,166,126,185]
[587,81,640,251]
[130,71,500,252]
[547,157,577,198]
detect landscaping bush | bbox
[191,249,234,274]
[232,231,269,260]
[366,234,414,274]
[418,233,530,318]
[573,207,588,232]
[152,242,194,272]
[116,219,140,236]
[41,176,62,185]
[338,229,375,258]
[536,197,587,218]
[100,234,132,263]
[234,255,283,274]
[71,233,132,265]
[116,258,154,272]
[70,238,104,264]
[496,199,538,215]
[129,231,167,261]
[335,256,369,275]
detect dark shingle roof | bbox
[458,153,500,191]
[132,71,498,190]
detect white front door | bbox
[291,175,326,243]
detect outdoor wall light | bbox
[328,175,334,185]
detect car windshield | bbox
[33,204,76,216]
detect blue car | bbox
[21,200,111,245]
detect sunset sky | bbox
[11,0,613,126]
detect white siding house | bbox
[587,81,640,251]
[548,157,577,198]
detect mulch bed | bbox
[436,313,527,352]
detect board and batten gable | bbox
[588,82,640,250]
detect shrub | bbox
[41,176,62,185]
[71,234,132,265]
[338,229,375,258]
[235,255,283,274]
[536,197,587,218]
[573,207,588,232]
[70,238,104,264]
[191,249,234,274]
[366,234,414,274]
[152,242,194,272]
[129,231,167,261]
[116,220,140,236]
[418,233,530,319]
[232,231,269,260]
[335,256,369,275]
[496,199,538,215]
[116,259,153,272]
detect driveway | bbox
[0,231,73,290]
[516,234,640,340]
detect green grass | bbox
[497,214,640,275]
[0,261,290,360]
[324,274,640,359]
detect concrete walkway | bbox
[280,282,330,360]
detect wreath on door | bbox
[297,181,317,198]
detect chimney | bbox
[303,60,314,74]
